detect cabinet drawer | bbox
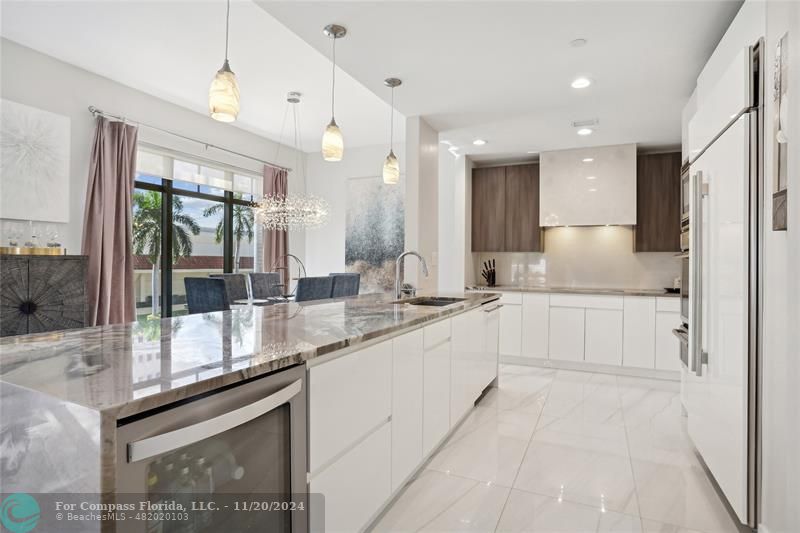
[549,293,622,310]
[309,340,392,473]
[424,319,451,350]
[497,292,522,305]
[656,297,681,313]
[548,294,587,308]
[310,422,391,533]
[584,295,623,310]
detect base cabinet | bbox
[585,309,623,366]
[450,309,484,423]
[498,304,521,357]
[391,330,424,491]
[549,307,585,361]
[623,296,657,368]
[423,321,451,456]
[656,311,682,371]
[521,293,549,358]
[310,423,391,533]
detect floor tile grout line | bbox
[615,373,646,531]
[410,474,480,532]
[492,374,556,533]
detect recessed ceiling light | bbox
[582,158,594,162]
[570,38,588,48]
[571,77,592,89]
[586,176,597,180]
[589,188,597,192]
[473,139,487,146]
[577,128,593,136]
[527,150,537,154]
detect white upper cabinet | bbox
[540,143,637,227]
[687,47,753,161]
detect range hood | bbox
[539,143,637,227]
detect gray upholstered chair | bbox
[184,277,230,314]
[210,273,249,302]
[249,272,284,299]
[330,273,360,298]
[294,276,335,303]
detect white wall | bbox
[437,145,472,292]
[0,39,304,260]
[303,143,406,277]
[405,116,439,290]
[473,226,681,290]
[760,2,800,532]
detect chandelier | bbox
[256,92,329,231]
[255,193,328,231]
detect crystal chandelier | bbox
[256,92,329,231]
[255,193,329,231]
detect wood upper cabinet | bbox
[472,164,542,253]
[634,152,681,252]
[505,164,542,252]
[471,166,506,252]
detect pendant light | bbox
[321,24,347,161]
[382,78,402,184]
[209,0,240,122]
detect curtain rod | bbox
[87,106,291,172]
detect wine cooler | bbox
[115,364,307,532]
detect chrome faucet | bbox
[395,251,429,299]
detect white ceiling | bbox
[0,0,400,152]
[257,0,742,163]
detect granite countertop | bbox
[467,285,681,297]
[0,292,498,420]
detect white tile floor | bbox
[372,365,743,533]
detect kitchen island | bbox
[0,291,500,532]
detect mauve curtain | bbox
[262,165,289,278]
[81,117,138,326]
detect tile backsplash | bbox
[473,226,681,289]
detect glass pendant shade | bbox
[209,61,240,123]
[383,150,400,184]
[322,118,344,161]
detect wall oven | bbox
[680,166,690,251]
[115,364,308,533]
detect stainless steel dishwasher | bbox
[115,364,307,532]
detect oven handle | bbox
[672,328,689,343]
[127,378,303,463]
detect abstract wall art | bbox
[0,100,71,223]
[345,175,404,294]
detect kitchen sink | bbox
[393,297,466,307]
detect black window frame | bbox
[134,176,258,318]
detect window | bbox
[132,147,262,321]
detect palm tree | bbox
[132,191,200,316]
[203,195,254,272]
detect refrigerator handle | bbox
[693,171,709,377]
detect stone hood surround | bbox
[0,292,498,420]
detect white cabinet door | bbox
[310,422,391,533]
[483,304,500,386]
[548,307,585,361]
[451,308,484,424]
[623,296,656,368]
[498,304,522,357]
[391,329,424,491]
[423,321,451,457]
[585,309,623,366]
[521,293,549,358]
[655,312,681,371]
[309,340,392,473]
